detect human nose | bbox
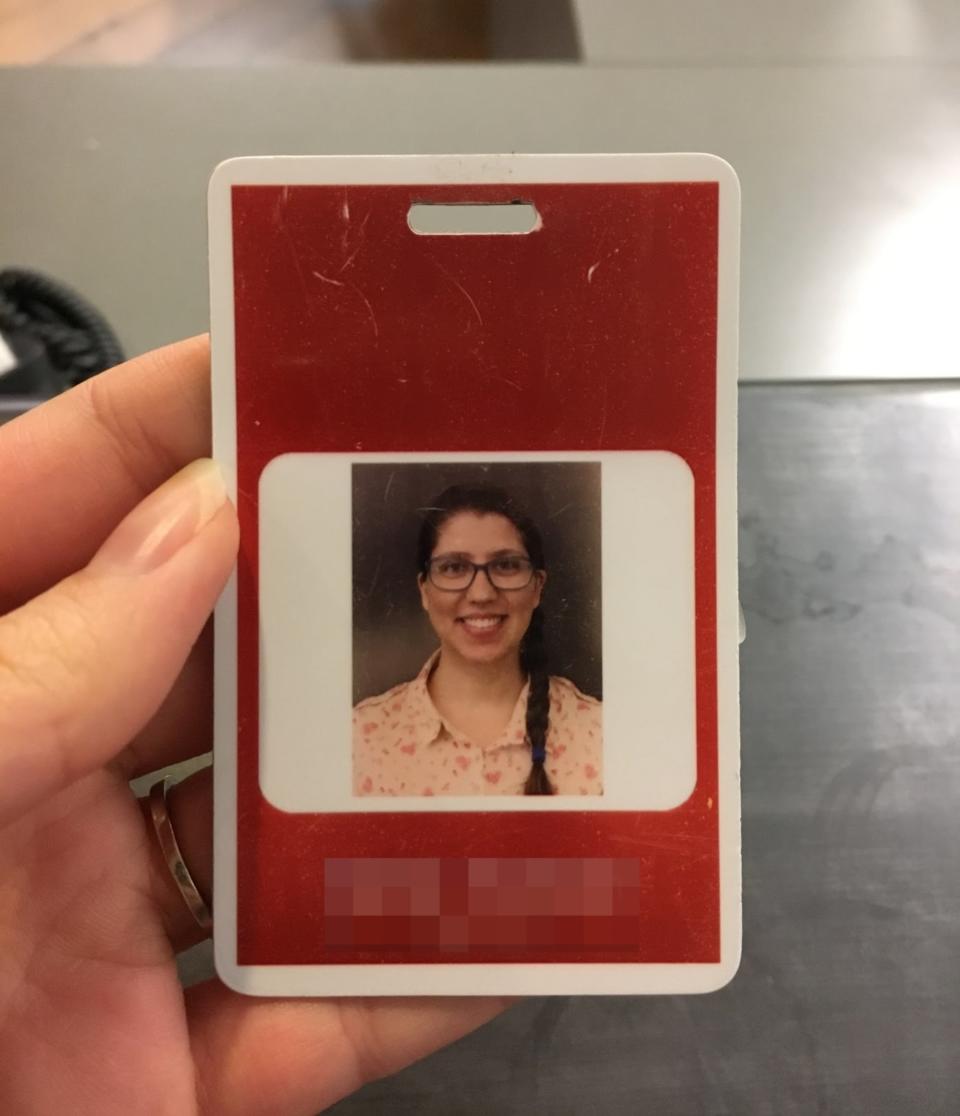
[467,564,498,600]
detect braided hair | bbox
[418,484,555,796]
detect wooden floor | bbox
[0,0,579,65]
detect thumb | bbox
[0,459,238,828]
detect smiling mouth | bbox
[457,615,506,633]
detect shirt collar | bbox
[407,650,532,751]
[407,650,444,746]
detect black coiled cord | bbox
[0,268,124,389]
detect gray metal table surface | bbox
[327,381,960,1116]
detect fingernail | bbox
[92,459,228,574]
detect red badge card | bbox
[208,154,741,995]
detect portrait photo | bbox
[351,461,603,799]
[257,449,697,815]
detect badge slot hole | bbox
[407,202,540,236]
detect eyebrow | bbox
[432,548,528,560]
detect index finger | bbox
[0,335,212,611]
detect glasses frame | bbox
[424,555,538,592]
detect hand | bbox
[0,337,507,1114]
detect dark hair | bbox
[417,484,554,795]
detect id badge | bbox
[209,154,741,995]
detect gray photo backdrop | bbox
[352,461,602,704]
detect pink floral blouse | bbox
[353,652,603,797]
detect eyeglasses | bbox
[426,554,537,591]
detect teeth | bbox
[462,617,502,629]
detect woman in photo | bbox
[353,484,602,797]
